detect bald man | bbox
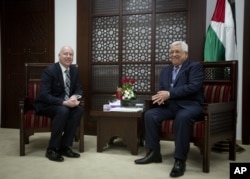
[34,46,83,162]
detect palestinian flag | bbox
[204,0,237,62]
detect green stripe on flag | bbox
[204,26,225,62]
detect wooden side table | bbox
[90,110,143,155]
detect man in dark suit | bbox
[34,45,83,162]
[135,41,204,177]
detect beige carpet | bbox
[0,128,249,179]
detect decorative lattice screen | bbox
[91,0,188,110]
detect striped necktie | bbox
[65,69,70,100]
[172,66,179,82]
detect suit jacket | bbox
[159,59,204,109]
[34,62,83,114]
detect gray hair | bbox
[170,41,188,52]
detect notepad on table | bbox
[109,107,143,112]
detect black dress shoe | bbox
[59,147,80,158]
[134,150,162,164]
[170,159,186,177]
[46,148,64,162]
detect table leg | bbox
[96,116,140,155]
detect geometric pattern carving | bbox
[92,65,119,91]
[91,94,116,110]
[224,67,231,80]
[154,64,170,91]
[156,0,187,11]
[92,16,119,62]
[92,0,120,14]
[122,14,152,62]
[204,67,231,80]
[123,0,152,13]
[155,12,187,62]
[122,64,151,92]
[91,0,188,109]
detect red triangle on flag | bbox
[211,0,226,23]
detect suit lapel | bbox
[55,62,65,88]
[173,60,189,85]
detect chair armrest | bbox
[146,100,235,114]
[19,96,34,113]
[79,98,85,108]
[20,97,85,111]
[202,101,235,115]
[19,98,25,109]
[202,101,236,135]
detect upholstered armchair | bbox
[145,60,238,173]
[19,63,84,156]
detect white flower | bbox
[123,89,135,100]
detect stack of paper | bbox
[109,107,143,112]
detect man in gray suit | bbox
[135,41,204,177]
[34,46,83,162]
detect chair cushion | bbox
[25,81,52,129]
[203,84,231,103]
[25,110,51,129]
[161,84,231,138]
[161,120,205,138]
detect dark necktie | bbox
[65,69,70,100]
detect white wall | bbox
[55,0,77,63]
[235,0,244,142]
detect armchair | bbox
[19,63,84,156]
[145,60,238,173]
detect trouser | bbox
[39,105,83,149]
[144,101,202,161]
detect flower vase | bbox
[121,99,133,107]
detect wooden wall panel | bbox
[242,0,250,144]
[1,0,54,128]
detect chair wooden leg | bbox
[229,139,236,160]
[20,111,25,156]
[202,135,209,172]
[78,116,84,153]
[202,147,209,173]
[79,133,84,153]
[20,129,25,156]
[203,118,209,173]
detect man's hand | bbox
[63,95,80,108]
[152,91,170,105]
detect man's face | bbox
[58,46,74,68]
[169,44,188,67]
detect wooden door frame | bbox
[242,0,250,144]
[76,0,93,134]
[0,0,55,128]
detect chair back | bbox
[25,63,79,101]
[201,60,238,103]
[25,63,52,97]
